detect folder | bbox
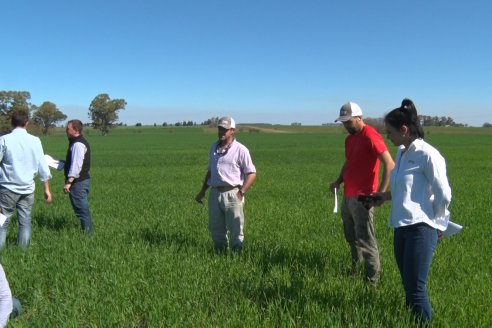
[442,221,463,237]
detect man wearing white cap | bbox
[329,102,394,282]
[195,116,256,253]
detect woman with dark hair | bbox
[374,98,452,323]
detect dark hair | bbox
[68,119,83,133]
[384,98,424,139]
[11,110,29,127]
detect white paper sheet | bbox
[333,187,338,213]
[44,154,65,171]
[442,221,463,237]
[0,213,7,227]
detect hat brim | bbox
[335,116,352,122]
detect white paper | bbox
[442,221,463,237]
[333,187,338,213]
[0,213,7,227]
[44,154,65,171]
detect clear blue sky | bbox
[2,0,491,126]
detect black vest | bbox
[65,135,91,182]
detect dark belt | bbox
[212,185,240,192]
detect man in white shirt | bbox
[195,116,256,253]
[0,111,52,250]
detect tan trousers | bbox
[341,196,381,280]
[208,188,245,251]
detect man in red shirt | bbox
[329,102,394,282]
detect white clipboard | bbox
[0,213,7,227]
[44,154,65,171]
[442,221,463,237]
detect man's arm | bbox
[43,180,52,203]
[237,172,256,200]
[195,170,211,204]
[64,143,86,194]
[0,139,5,163]
[37,139,52,183]
[377,150,394,192]
[329,162,346,193]
[66,143,86,180]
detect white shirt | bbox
[389,138,452,231]
[207,139,256,187]
[67,142,87,178]
[0,128,51,194]
[0,264,12,327]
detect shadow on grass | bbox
[247,242,327,273]
[139,227,207,253]
[33,213,75,231]
[233,242,386,324]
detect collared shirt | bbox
[207,139,256,187]
[389,138,452,231]
[0,128,51,194]
[67,142,87,178]
[0,264,12,327]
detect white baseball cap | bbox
[218,116,236,129]
[335,102,363,122]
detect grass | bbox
[2,125,491,327]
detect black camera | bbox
[357,195,381,203]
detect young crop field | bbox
[2,125,491,327]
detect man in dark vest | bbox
[63,120,93,233]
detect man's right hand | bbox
[195,191,205,204]
[44,190,52,203]
[63,183,71,194]
[329,181,340,194]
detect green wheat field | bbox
[2,125,491,327]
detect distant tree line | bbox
[2,91,486,134]
[0,91,67,135]
[419,115,466,127]
[0,90,126,136]
[364,115,467,129]
[200,117,220,126]
[151,117,218,127]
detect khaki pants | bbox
[208,188,244,251]
[341,196,381,281]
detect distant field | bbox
[3,125,491,327]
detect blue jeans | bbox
[394,223,438,323]
[0,188,35,250]
[69,179,93,234]
[11,297,22,318]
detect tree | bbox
[32,101,67,135]
[0,91,31,133]
[88,93,126,135]
[200,117,219,126]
